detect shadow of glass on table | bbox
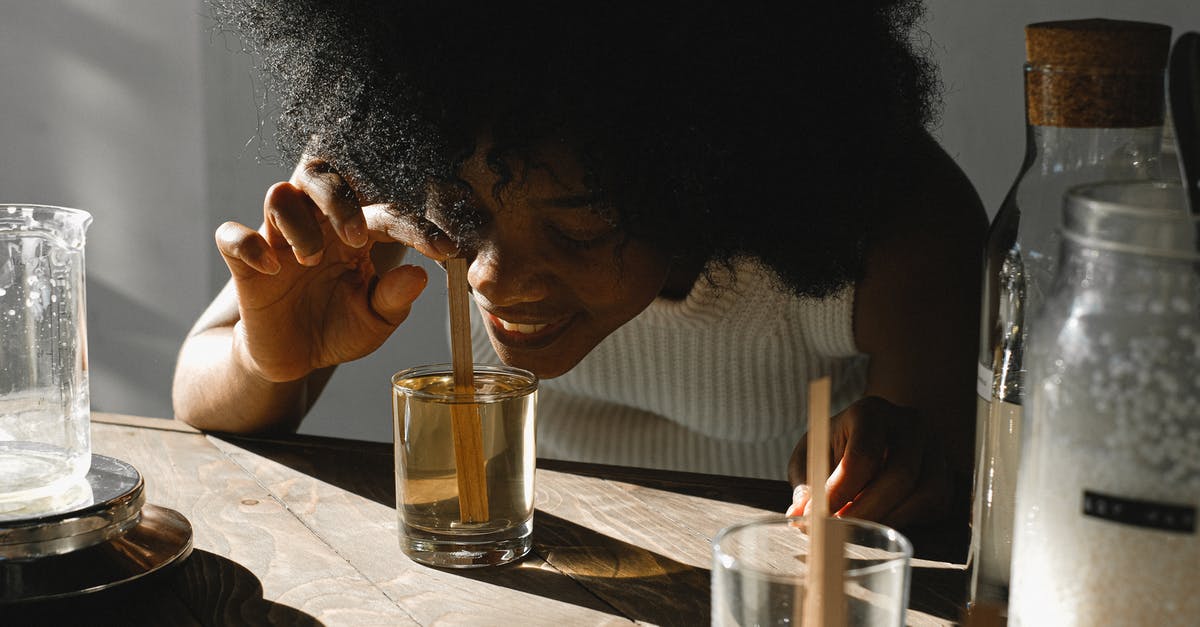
[2,549,321,627]
[424,509,714,625]
[531,510,712,626]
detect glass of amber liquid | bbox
[392,364,537,568]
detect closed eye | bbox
[549,222,617,249]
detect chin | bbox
[488,344,576,380]
[507,356,573,380]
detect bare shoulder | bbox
[853,131,986,360]
[888,132,986,238]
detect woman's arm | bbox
[171,279,336,434]
[790,133,986,527]
[856,133,985,477]
[172,159,450,434]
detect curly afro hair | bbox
[210,0,941,298]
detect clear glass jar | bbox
[1009,180,1199,626]
[970,19,1170,609]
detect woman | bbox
[175,0,986,529]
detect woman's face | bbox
[431,143,673,379]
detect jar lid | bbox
[1026,19,1171,70]
[1064,180,1198,261]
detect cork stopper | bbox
[1026,19,1171,70]
[1024,19,1171,128]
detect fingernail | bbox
[297,249,324,266]
[787,484,811,518]
[343,217,367,248]
[431,234,459,258]
[261,254,281,275]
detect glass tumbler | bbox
[712,516,912,627]
[392,363,537,568]
[0,205,92,519]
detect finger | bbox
[264,182,326,266]
[825,416,889,514]
[215,221,281,278]
[786,484,810,517]
[838,425,923,522]
[363,203,458,260]
[290,158,368,248]
[369,264,429,326]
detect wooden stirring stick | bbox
[446,257,489,522]
[801,376,847,627]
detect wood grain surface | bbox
[2,413,970,626]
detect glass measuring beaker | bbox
[0,204,92,517]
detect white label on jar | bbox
[977,363,992,400]
[1082,490,1197,534]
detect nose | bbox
[466,238,551,308]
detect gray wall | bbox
[0,2,211,420]
[1,1,1196,443]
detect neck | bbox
[659,256,705,300]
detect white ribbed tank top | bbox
[471,259,868,480]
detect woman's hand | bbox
[213,157,454,383]
[786,396,953,529]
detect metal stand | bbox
[0,455,193,603]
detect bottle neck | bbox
[1021,63,1166,176]
[1024,125,1164,181]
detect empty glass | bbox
[0,204,92,519]
[712,516,912,627]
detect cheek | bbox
[575,247,671,322]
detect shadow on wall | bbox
[87,277,189,420]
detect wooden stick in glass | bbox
[446,257,490,522]
[802,376,846,627]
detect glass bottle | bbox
[969,18,1170,610]
[1009,180,1199,625]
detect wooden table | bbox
[8,413,969,626]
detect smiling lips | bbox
[495,318,549,334]
[484,311,571,347]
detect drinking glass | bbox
[712,516,912,627]
[392,363,537,568]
